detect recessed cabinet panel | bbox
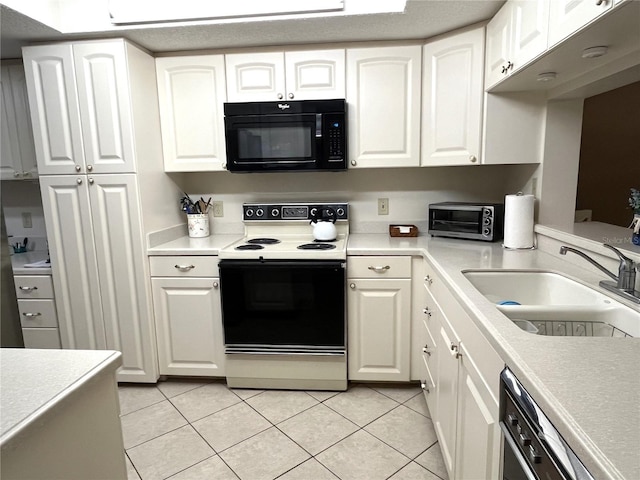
[152,277,225,376]
[225,52,285,102]
[347,46,421,168]
[422,27,484,166]
[548,0,612,47]
[156,56,227,171]
[22,45,84,175]
[285,50,345,100]
[74,43,135,173]
[39,175,106,350]
[89,175,155,380]
[513,0,550,66]
[485,5,513,88]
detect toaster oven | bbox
[428,202,504,242]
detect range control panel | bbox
[243,203,348,221]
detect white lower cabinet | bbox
[150,256,225,376]
[14,274,61,348]
[347,256,411,381]
[421,259,503,480]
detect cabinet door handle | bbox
[19,286,38,291]
[22,312,42,317]
[423,307,432,317]
[450,342,462,359]
[422,345,431,356]
[469,155,477,163]
[174,264,195,271]
[87,164,93,171]
[288,93,294,99]
[421,380,430,393]
[75,165,81,172]
[213,282,219,288]
[349,283,356,289]
[424,275,433,285]
[76,178,83,185]
[350,160,357,167]
[88,177,94,185]
[277,93,284,99]
[596,0,606,5]
[368,265,390,273]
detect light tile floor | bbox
[119,380,449,480]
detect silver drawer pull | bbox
[368,265,390,273]
[19,286,38,291]
[22,312,42,317]
[174,264,195,271]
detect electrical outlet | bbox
[378,198,389,215]
[22,212,32,228]
[212,201,224,217]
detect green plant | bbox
[629,188,640,213]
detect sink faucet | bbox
[559,244,639,303]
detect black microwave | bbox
[224,99,347,173]
[428,202,504,242]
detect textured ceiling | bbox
[1,1,504,59]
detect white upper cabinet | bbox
[156,55,227,171]
[226,49,345,102]
[73,42,136,174]
[0,62,38,180]
[346,45,421,168]
[23,41,137,174]
[485,0,550,89]
[422,27,484,166]
[22,44,85,175]
[548,0,613,47]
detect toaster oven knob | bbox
[483,217,492,226]
[256,208,264,218]
[246,208,254,218]
[336,207,345,217]
[483,208,492,217]
[271,208,280,218]
[483,228,491,236]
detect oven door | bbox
[219,259,345,354]
[429,206,484,236]
[225,113,321,172]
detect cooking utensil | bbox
[311,207,337,241]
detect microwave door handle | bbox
[316,114,323,138]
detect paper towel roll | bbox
[503,194,535,249]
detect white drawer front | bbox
[22,328,61,349]
[18,299,58,328]
[14,275,54,298]
[348,256,411,278]
[149,256,220,277]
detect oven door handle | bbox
[500,422,538,480]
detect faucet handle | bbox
[602,244,635,268]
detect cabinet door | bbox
[39,175,106,350]
[152,277,225,376]
[225,52,286,102]
[548,0,612,47]
[347,278,411,381]
[22,45,85,175]
[284,49,345,100]
[432,312,458,479]
[422,28,484,166]
[156,55,227,171]
[0,63,38,180]
[88,174,158,382]
[73,42,136,173]
[512,0,550,69]
[485,3,513,89]
[454,353,501,480]
[346,46,421,168]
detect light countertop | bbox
[0,349,122,444]
[149,231,640,479]
[10,251,51,275]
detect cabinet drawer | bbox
[22,328,61,349]
[149,256,219,277]
[14,275,54,298]
[348,256,411,278]
[18,299,58,328]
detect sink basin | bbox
[462,270,613,306]
[462,270,640,338]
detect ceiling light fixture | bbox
[581,46,608,59]
[537,72,557,82]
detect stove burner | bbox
[247,238,281,245]
[297,243,337,250]
[235,244,264,250]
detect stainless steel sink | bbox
[462,269,639,338]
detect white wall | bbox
[173,164,534,233]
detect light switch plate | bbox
[22,212,32,228]
[212,201,224,217]
[378,198,389,215]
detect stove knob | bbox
[271,208,280,218]
[336,207,345,217]
[245,208,254,218]
[507,413,518,426]
[519,432,532,447]
[256,208,264,217]
[310,207,318,217]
